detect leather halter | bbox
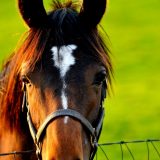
[22,81,106,160]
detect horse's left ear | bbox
[79,0,107,28]
[18,0,47,28]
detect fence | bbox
[0,139,160,160]
[96,139,160,160]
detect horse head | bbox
[0,0,112,160]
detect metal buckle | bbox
[35,142,42,160]
[90,128,98,148]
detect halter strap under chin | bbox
[22,83,105,160]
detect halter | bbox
[22,81,106,160]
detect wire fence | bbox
[96,139,160,160]
[0,139,160,160]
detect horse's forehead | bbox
[51,44,77,77]
[50,44,101,79]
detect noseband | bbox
[22,82,106,160]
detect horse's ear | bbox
[18,0,47,28]
[79,0,107,28]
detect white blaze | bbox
[51,45,77,124]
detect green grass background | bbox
[0,0,160,159]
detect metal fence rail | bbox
[96,139,160,160]
[0,139,160,160]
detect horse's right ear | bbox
[18,0,47,28]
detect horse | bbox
[0,0,112,159]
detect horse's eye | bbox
[93,71,107,86]
[21,75,30,84]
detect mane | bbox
[0,0,112,129]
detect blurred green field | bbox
[0,0,160,159]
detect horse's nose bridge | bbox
[44,117,84,160]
